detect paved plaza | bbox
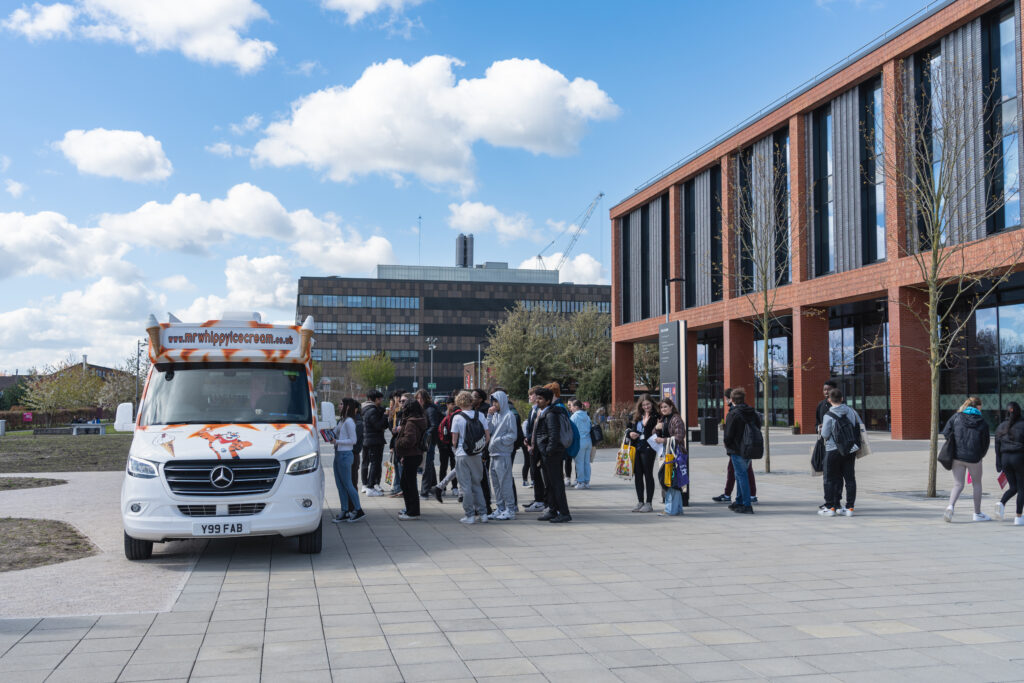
[2,431,1024,682]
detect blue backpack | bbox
[555,403,581,459]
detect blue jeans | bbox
[574,440,592,484]
[729,454,751,507]
[334,450,361,515]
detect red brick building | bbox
[611,0,1024,438]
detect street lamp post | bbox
[664,276,685,323]
[524,365,535,391]
[425,337,437,396]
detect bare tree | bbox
[724,137,799,472]
[876,57,1024,496]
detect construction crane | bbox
[534,192,604,272]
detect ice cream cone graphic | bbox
[153,433,176,457]
[271,431,296,456]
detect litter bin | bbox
[0,420,6,436]
[700,417,718,445]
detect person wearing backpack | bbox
[819,388,864,517]
[994,401,1024,525]
[360,390,388,496]
[569,400,592,489]
[394,397,428,521]
[723,387,760,514]
[432,397,461,502]
[713,386,758,505]
[451,390,489,524]
[533,387,572,523]
[486,390,518,520]
[941,396,992,523]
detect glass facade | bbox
[829,301,891,430]
[298,294,419,309]
[813,105,835,275]
[696,330,724,422]
[862,77,886,263]
[520,300,610,313]
[987,8,1021,232]
[753,332,793,427]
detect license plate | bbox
[192,521,250,536]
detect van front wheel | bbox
[124,531,153,560]
[297,520,322,554]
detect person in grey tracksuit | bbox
[487,390,518,520]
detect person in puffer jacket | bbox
[942,396,992,523]
[994,401,1024,525]
[486,390,517,520]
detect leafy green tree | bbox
[576,364,611,408]
[24,356,104,426]
[561,310,611,390]
[352,352,395,390]
[633,343,660,393]
[484,304,568,397]
[0,379,27,411]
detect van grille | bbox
[177,503,267,516]
[164,460,280,497]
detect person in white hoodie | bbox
[487,390,518,520]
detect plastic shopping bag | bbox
[383,460,396,488]
[615,435,635,479]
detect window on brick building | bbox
[861,76,886,263]
[813,105,835,275]
[986,7,1020,233]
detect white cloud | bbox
[229,113,261,135]
[55,128,173,182]
[177,254,296,322]
[321,0,423,25]
[0,276,163,370]
[0,155,10,172]
[3,0,276,73]
[518,252,606,284]
[96,182,395,272]
[446,201,534,244]
[2,2,76,40]
[4,180,26,198]
[155,274,194,292]
[252,55,618,193]
[0,210,137,281]
[205,141,249,157]
[292,60,320,76]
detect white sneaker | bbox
[818,508,836,517]
[459,515,475,524]
[841,508,854,517]
[476,514,489,523]
[573,482,583,489]
[494,510,510,520]
[370,489,385,497]
[504,512,516,521]
[373,485,382,492]
[1015,516,1024,526]
[995,502,1005,520]
[564,478,571,487]
[526,501,544,512]
[973,512,992,522]
[486,510,500,520]
[943,507,954,523]
[451,487,460,497]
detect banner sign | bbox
[162,327,299,351]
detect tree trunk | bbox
[762,326,771,473]
[927,351,940,498]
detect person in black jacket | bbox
[629,394,659,513]
[532,387,571,523]
[360,390,387,496]
[994,401,1024,525]
[813,380,838,509]
[416,390,442,498]
[523,386,547,512]
[942,396,992,522]
[723,387,759,514]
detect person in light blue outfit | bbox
[569,399,592,489]
[333,398,365,523]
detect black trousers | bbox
[362,443,385,488]
[543,452,570,516]
[634,442,656,504]
[401,454,422,516]
[529,447,547,502]
[481,454,492,509]
[437,442,457,488]
[1000,452,1024,515]
[521,445,531,481]
[824,449,856,509]
[420,439,437,496]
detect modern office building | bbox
[296,246,610,396]
[611,0,1024,437]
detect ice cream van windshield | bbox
[140,363,312,426]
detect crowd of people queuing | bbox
[327,378,1024,527]
[328,382,602,525]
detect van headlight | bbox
[285,452,319,475]
[127,455,158,479]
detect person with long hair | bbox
[994,401,1024,525]
[629,394,659,512]
[655,397,687,515]
[394,397,427,520]
[942,396,992,522]
[569,399,592,489]
[332,398,365,523]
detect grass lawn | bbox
[0,432,131,472]
[0,477,67,491]
[0,517,96,572]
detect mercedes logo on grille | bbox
[210,465,234,489]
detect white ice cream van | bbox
[115,312,333,560]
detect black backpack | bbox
[461,412,488,455]
[590,422,604,445]
[828,409,861,457]
[740,414,764,460]
[419,420,432,453]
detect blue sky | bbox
[0,0,926,371]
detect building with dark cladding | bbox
[610,0,1024,438]
[296,258,610,396]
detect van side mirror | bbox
[114,403,135,432]
[320,402,337,429]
